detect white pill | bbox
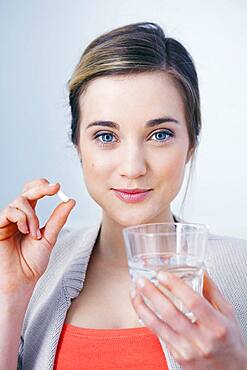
[57,190,70,203]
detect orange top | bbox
[54,323,168,370]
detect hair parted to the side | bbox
[67,21,202,217]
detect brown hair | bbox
[67,21,202,215]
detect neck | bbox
[93,209,176,269]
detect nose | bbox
[118,142,147,179]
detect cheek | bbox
[81,151,115,197]
[81,143,113,172]
[84,155,114,175]
[160,147,186,169]
[157,149,188,189]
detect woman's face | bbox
[78,71,192,226]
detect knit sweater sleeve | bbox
[205,234,247,343]
[16,223,99,370]
[16,225,84,369]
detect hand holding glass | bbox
[123,222,208,323]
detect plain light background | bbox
[1,0,246,239]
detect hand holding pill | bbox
[0,178,76,296]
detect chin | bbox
[100,196,167,227]
[111,211,159,228]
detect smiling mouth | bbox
[111,188,153,203]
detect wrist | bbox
[0,300,28,323]
[0,285,34,316]
[244,349,247,370]
[238,346,247,370]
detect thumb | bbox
[42,199,76,247]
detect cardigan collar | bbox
[63,213,183,300]
[63,215,183,370]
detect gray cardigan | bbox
[17,220,247,370]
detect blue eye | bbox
[151,130,174,142]
[94,129,174,147]
[95,132,116,145]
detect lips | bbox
[112,188,152,203]
[114,188,151,194]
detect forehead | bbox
[79,71,185,124]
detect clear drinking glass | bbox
[123,222,209,324]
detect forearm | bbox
[0,298,29,370]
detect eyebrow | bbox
[86,116,180,130]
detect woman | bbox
[0,22,246,370]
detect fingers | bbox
[0,207,29,240]
[5,182,60,240]
[9,196,41,239]
[131,278,227,368]
[22,178,50,193]
[131,285,179,343]
[134,276,213,353]
[42,198,76,247]
[135,276,198,335]
[0,178,69,242]
[131,273,243,369]
[156,271,223,324]
[130,286,204,367]
[21,178,50,209]
[21,182,60,203]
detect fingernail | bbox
[157,271,169,283]
[130,287,136,299]
[36,229,42,239]
[48,183,57,187]
[136,277,146,289]
[70,199,76,209]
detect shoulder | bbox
[208,232,247,244]
[207,232,247,259]
[21,222,101,331]
[54,221,101,250]
[176,216,247,299]
[41,221,102,279]
[205,233,247,301]
[206,232,247,271]
[206,233,247,340]
[25,221,101,310]
[175,215,247,259]
[49,222,100,261]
